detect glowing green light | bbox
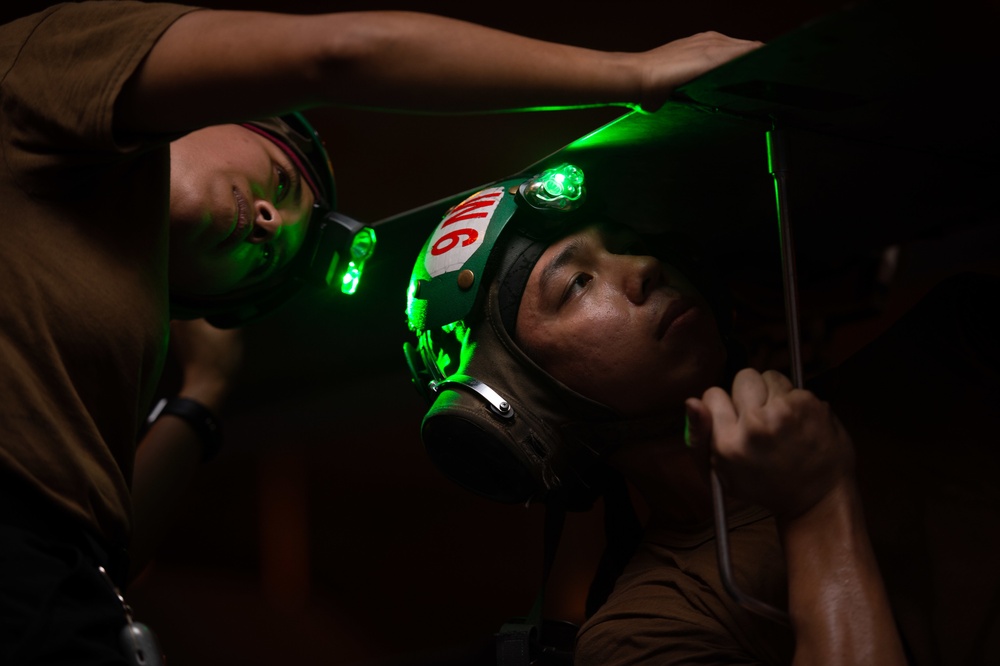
[351,227,376,260]
[436,349,452,372]
[522,163,585,212]
[335,228,376,296]
[341,261,362,295]
[539,164,583,199]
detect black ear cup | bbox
[422,409,537,504]
[421,387,546,504]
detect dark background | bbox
[5,1,1000,664]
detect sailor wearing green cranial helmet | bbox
[403,162,646,510]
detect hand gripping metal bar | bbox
[711,125,801,626]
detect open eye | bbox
[274,165,299,204]
[562,273,592,303]
[275,166,291,204]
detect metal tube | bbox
[768,127,805,389]
[711,125,804,627]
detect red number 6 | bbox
[431,228,479,256]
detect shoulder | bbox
[577,578,765,665]
[2,2,199,104]
[2,2,198,48]
[7,1,200,84]
[1,1,197,188]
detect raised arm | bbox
[115,9,762,134]
[129,319,244,580]
[686,368,907,666]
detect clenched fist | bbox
[685,368,855,520]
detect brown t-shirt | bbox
[0,1,198,549]
[576,505,793,665]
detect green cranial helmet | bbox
[406,162,586,335]
[404,163,625,510]
[170,112,377,328]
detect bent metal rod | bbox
[711,125,801,626]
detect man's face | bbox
[168,124,316,296]
[515,223,727,418]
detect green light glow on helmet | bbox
[519,163,586,212]
[407,164,591,335]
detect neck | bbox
[624,443,716,529]
[600,411,716,529]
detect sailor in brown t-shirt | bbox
[403,169,915,665]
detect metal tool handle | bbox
[711,126,801,626]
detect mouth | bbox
[655,299,694,340]
[220,187,251,249]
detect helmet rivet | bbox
[508,185,518,195]
[499,401,510,411]
[457,269,475,290]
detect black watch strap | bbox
[145,397,223,461]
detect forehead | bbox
[528,222,636,280]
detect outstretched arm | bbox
[686,368,907,666]
[129,319,244,580]
[115,9,762,134]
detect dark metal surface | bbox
[348,0,999,385]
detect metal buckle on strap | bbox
[431,375,515,419]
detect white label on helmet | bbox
[424,186,505,278]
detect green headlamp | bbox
[406,162,587,337]
[299,210,377,296]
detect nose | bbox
[248,200,282,244]
[621,254,664,305]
